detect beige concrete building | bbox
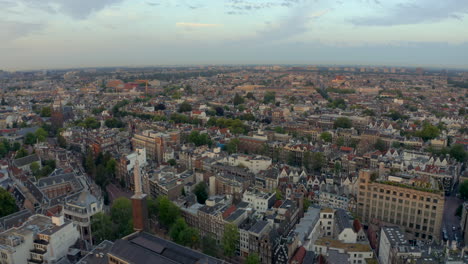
[356,170,444,241]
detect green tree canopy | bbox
[459,181,468,200]
[194,182,209,204]
[320,132,332,143]
[24,132,37,145]
[15,148,29,159]
[246,253,260,264]
[263,91,276,104]
[110,197,133,238]
[374,138,387,152]
[35,128,48,142]
[188,131,212,147]
[201,234,218,257]
[155,196,180,228]
[0,188,18,217]
[233,93,245,106]
[169,218,200,248]
[40,106,52,117]
[334,117,352,129]
[245,92,256,100]
[450,144,467,162]
[222,223,239,257]
[416,122,440,141]
[57,134,67,148]
[225,138,240,154]
[105,118,125,128]
[83,117,101,129]
[178,101,192,113]
[91,212,114,243]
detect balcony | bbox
[33,239,49,245]
[30,248,47,254]
[27,259,44,264]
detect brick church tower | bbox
[131,160,148,231]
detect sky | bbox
[1,0,468,70]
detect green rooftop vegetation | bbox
[376,180,442,194]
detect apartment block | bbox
[356,170,445,241]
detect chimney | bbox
[131,160,148,231]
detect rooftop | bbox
[315,238,372,252]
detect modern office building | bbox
[357,170,445,241]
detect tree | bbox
[263,91,276,104]
[222,223,239,257]
[156,196,180,228]
[459,181,468,200]
[168,159,177,166]
[0,188,18,217]
[155,103,166,110]
[178,101,192,113]
[363,109,375,116]
[35,128,48,142]
[334,117,352,129]
[147,197,158,218]
[245,92,256,100]
[91,212,114,243]
[334,162,341,176]
[450,144,467,162]
[110,197,133,238]
[30,162,40,176]
[274,126,286,134]
[57,134,67,148]
[275,188,283,200]
[178,227,199,248]
[188,131,212,147]
[105,118,124,128]
[202,234,218,257]
[336,137,345,147]
[84,117,101,129]
[170,218,199,247]
[15,148,28,159]
[169,218,188,242]
[24,132,37,145]
[225,138,240,154]
[214,106,224,116]
[374,138,387,152]
[12,142,21,151]
[328,98,346,109]
[194,182,208,204]
[246,253,260,264]
[310,152,325,172]
[233,93,245,106]
[40,106,52,117]
[416,122,440,141]
[320,132,332,143]
[303,199,311,213]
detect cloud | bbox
[241,7,329,43]
[225,0,303,14]
[176,22,222,28]
[19,0,125,20]
[147,2,160,6]
[349,0,468,26]
[0,20,45,39]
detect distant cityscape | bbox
[0,64,466,264]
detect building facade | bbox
[356,170,445,241]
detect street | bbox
[106,183,133,204]
[442,191,463,246]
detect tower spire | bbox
[131,158,148,231]
[134,160,142,196]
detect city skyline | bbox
[1,0,468,70]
